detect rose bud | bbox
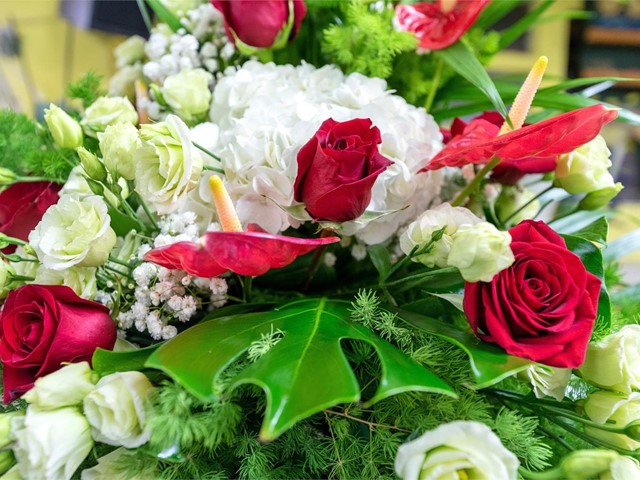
[212,0,307,51]
[294,118,393,223]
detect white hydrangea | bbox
[209,61,444,244]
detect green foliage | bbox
[322,1,417,79]
[0,109,75,182]
[494,409,552,470]
[66,71,106,109]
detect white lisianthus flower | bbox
[579,325,640,395]
[135,114,203,214]
[29,195,116,270]
[555,135,621,194]
[114,35,146,68]
[12,406,93,480]
[98,122,140,180]
[606,455,640,480]
[34,263,97,299]
[83,371,154,448]
[162,68,213,123]
[520,365,572,401]
[81,97,138,137]
[584,391,640,450]
[448,222,514,282]
[399,203,482,268]
[60,165,92,197]
[44,104,83,149]
[22,362,97,410]
[81,447,153,480]
[395,420,519,480]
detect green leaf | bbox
[93,345,159,376]
[474,0,523,31]
[145,298,455,440]
[368,245,392,279]
[394,308,533,388]
[554,217,608,246]
[562,234,611,334]
[434,41,508,118]
[604,228,640,262]
[498,0,554,51]
[145,0,183,32]
[108,207,145,237]
[428,292,464,312]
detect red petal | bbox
[395,0,490,50]
[422,104,618,171]
[144,232,340,277]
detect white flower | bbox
[135,114,203,214]
[114,35,146,68]
[555,135,620,194]
[81,447,154,480]
[520,365,572,401]
[448,222,514,282]
[60,165,92,197]
[209,61,443,242]
[395,420,519,480]
[109,64,143,98]
[83,371,154,448]
[162,68,213,123]
[34,264,98,299]
[81,97,138,137]
[12,406,93,480]
[399,203,481,268]
[606,455,640,480]
[98,122,140,180]
[22,362,97,409]
[584,391,640,450]
[44,104,83,149]
[579,325,640,395]
[29,195,116,270]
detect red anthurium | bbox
[144,230,339,278]
[395,0,490,50]
[421,104,618,172]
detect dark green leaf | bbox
[562,234,611,334]
[434,42,508,118]
[145,298,454,440]
[498,0,554,51]
[368,245,392,279]
[93,345,159,376]
[394,308,532,388]
[554,217,608,246]
[108,207,146,237]
[474,0,523,30]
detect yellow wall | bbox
[0,0,125,115]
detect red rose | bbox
[293,118,393,222]
[0,181,60,253]
[463,220,600,368]
[212,0,306,49]
[0,285,117,403]
[395,0,490,51]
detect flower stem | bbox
[193,141,223,163]
[135,193,159,232]
[424,58,443,112]
[501,185,554,225]
[451,156,500,207]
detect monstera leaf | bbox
[145,298,455,440]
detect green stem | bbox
[135,193,160,232]
[103,264,134,280]
[0,234,28,246]
[108,256,134,268]
[424,58,443,112]
[203,164,224,174]
[193,141,223,163]
[8,274,35,282]
[451,156,501,207]
[242,276,253,303]
[14,176,55,183]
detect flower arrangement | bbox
[1,0,640,479]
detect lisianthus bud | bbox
[584,391,640,450]
[161,68,213,124]
[44,104,83,149]
[0,167,16,185]
[81,97,138,137]
[579,325,640,395]
[579,183,624,211]
[83,371,154,448]
[495,185,540,224]
[555,135,620,195]
[448,222,514,282]
[559,449,620,479]
[12,406,93,480]
[400,203,481,268]
[114,35,146,68]
[22,362,97,409]
[395,420,519,480]
[0,261,16,300]
[29,195,117,270]
[98,122,139,180]
[0,413,18,449]
[77,146,107,182]
[519,364,571,401]
[135,114,203,214]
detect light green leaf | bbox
[429,292,464,312]
[93,345,159,376]
[145,298,455,440]
[145,0,183,32]
[434,42,508,118]
[554,216,608,246]
[604,228,640,262]
[394,308,533,388]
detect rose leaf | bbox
[145,298,455,441]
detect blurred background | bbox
[0,0,639,263]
